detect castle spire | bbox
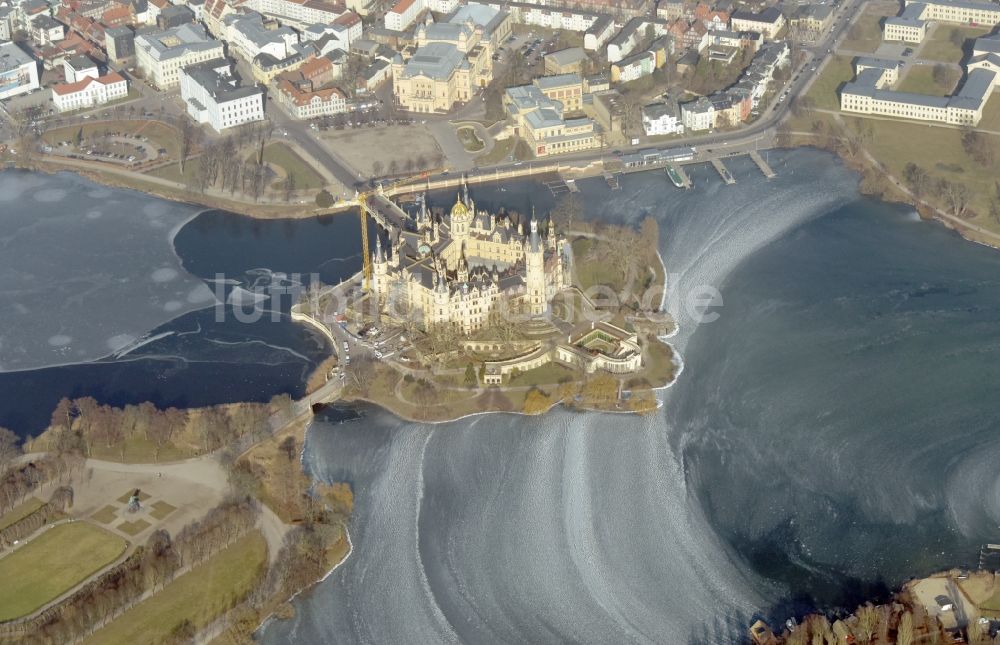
[374,234,385,263]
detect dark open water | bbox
[3,151,1000,643]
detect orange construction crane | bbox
[357,173,430,291]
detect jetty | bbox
[604,173,621,190]
[711,158,736,185]
[750,150,776,179]
[545,178,570,196]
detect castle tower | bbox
[457,247,469,283]
[525,217,545,316]
[372,235,388,302]
[449,191,472,245]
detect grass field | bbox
[150,501,176,520]
[0,497,45,531]
[457,126,485,152]
[979,96,1000,131]
[0,522,126,621]
[260,143,326,190]
[146,157,201,185]
[475,136,533,165]
[84,434,192,463]
[896,64,961,94]
[920,25,994,63]
[92,505,119,524]
[840,114,1000,231]
[116,519,150,536]
[840,5,896,53]
[507,362,575,387]
[571,237,626,292]
[806,56,855,110]
[84,532,267,645]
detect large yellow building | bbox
[391,4,507,113]
[372,184,569,334]
[504,75,602,157]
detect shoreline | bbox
[12,141,1000,253]
[7,157,357,220]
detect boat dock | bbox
[749,150,776,179]
[545,179,570,196]
[604,173,621,190]
[667,164,691,189]
[711,158,736,185]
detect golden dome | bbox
[450,194,470,219]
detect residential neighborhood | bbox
[0,0,851,188]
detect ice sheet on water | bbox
[0,171,214,372]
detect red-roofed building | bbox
[52,71,127,112]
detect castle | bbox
[371,183,569,334]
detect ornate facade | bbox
[371,184,569,334]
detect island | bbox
[292,182,677,421]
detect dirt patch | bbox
[321,124,443,176]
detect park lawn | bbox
[84,532,267,645]
[0,497,45,531]
[475,136,533,165]
[920,25,994,63]
[261,143,325,190]
[92,505,119,524]
[841,115,1000,231]
[571,237,626,292]
[150,501,177,520]
[806,56,855,110]
[840,5,896,53]
[116,519,150,536]
[507,362,576,387]
[978,95,1000,131]
[146,157,202,185]
[896,64,961,94]
[0,522,127,621]
[87,434,193,463]
[457,126,485,152]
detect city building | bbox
[544,47,588,75]
[642,100,684,135]
[841,40,1000,125]
[51,71,127,111]
[275,74,347,117]
[612,49,656,82]
[681,95,714,130]
[729,7,784,39]
[505,78,601,157]
[884,0,1000,43]
[105,26,135,61]
[384,0,424,32]
[179,58,264,131]
[222,10,299,61]
[244,0,345,27]
[63,54,98,82]
[135,23,224,88]
[371,185,570,334]
[157,4,194,29]
[790,3,834,35]
[534,72,586,111]
[0,42,39,100]
[30,14,65,44]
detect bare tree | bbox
[371,160,384,178]
[0,427,19,471]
